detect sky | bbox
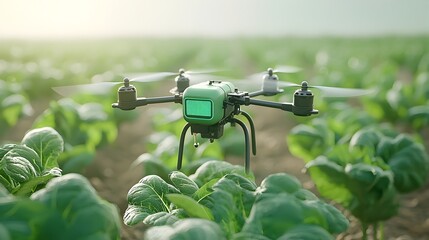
[1,0,429,39]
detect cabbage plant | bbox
[124,161,349,239]
[0,174,121,240]
[0,127,63,196]
[289,123,429,239]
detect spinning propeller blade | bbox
[52,81,122,96]
[183,68,221,75]
[272,65,302,74]
[127,72,177,82]
[125,68,222,82]
[53,68,221,97]
[308,85,374,97]
[247,65,301,81]
[274,81,374,97]
[231,67,372,98]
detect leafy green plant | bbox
[124,161,349,239]
[144,218,226,240]
[0,127,63,196]
[0,80,33,136]
[287,103,377,162]
[33,98,118,172]
[363,69,429,131]
[0,173,121,240]
[350,128,429,193]
[291,125,429,239]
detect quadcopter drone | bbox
[54,67,370,173]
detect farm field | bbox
[1,36,429,239]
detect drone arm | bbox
[136,95,182,106]
[248,90,283,98]
[247,98,293,112]
[112,95,182,110]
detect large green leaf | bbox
[0,174,120,240]
[13,168,61,196]
[30,173,121,240]
[242,194,324,239]
[0,197,63,240]
[0,128,64,195]
[305,157,352,205]
[256,172,302,194]
[190,160,252,187]
[167,194,214,220]
[1,144,41,174]
[376,134,429,193]
[349,128,382,153]
[0,145,40,188]
[307,157,399,224]
[21,127,64,169]
[169,171,199,196]
[287,119,335,162]
[124,175,180,226]
[144,218,226,240]
[277,224,334,240]
[242,172,348,238]
[143,211,180,226]
[198,175,256,237]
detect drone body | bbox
[112,74,321,172]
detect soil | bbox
[2,98,429,240]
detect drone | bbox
[54,67,371,173]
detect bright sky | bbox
[1,0,428,39]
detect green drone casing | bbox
[183,81,235,125]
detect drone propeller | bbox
[271,65,302,74]
[125,68,221,81]
[52,73,167,97]
[247,65,301,81]
[52,68,221,97]
[181,68,221,75]
[275,81,374,98]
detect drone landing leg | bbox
[240,111,256,155]
[177,123,191,170]
[231,118,250,173]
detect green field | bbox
[1,36,429,239]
